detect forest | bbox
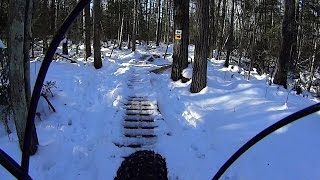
[0,0,320,179]
[1,0,319,93]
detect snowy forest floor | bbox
[0,44,320,180]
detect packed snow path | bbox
[114,55,165,154]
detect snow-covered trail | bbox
[112,54,170,158]
[0,45,319,180]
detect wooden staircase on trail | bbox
[114,56,168,180]
[114,96,159,149]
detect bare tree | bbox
[118,0,124,50]
[181,1,189,69]
[84,2,91,60]
[307,21,319,92]
[209,0,216,58]
[224,0,235,67]
[50,0,56,33]
[171,0,189,81]
[132,0,137,51]
[93,0,102,69]
[8,0,38,154]
[190,0,209,93]
[273,0,297,88]
[156,0,162,46]
[216,0,226,60]
[62,38,68,55]
[24,0,33,105]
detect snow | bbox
[0,39,5,48]
[0,44,320,180]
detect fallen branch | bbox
[32,41,77,63]
[54,53,77,63]
[40,94,56,112]
[150,64,172,74]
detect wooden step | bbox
[124,134,156,138]
[115,143,142,148]
[124,129,154,136]
[123,126,158,130]
[127,98,150,102]
[126,109,155,114]
[126,113,154,116]
[125,107,155,111]
[124,115,155,121]
[123,104,155,109]
[124,119,154,123]
[124,102,154,106]
[123,121,156,127]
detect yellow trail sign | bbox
[175,35,182,40]
[175,29,182,40]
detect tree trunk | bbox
[132,0,137,51]
[42,37,48,54]
[8,0,38,155]
[248,29,256,80]
[55,0,60,33]
[273,0,296,88]
[171,0,183,81]
[118,0,123,50]
[190,0,209,93]
[118,16,124,50]
[215,0,222,48]
[62,37,68,55]
[93,0,102,69]
[181,0,189,69]
[209,0,215,58]
[84,3,91,60]
[217,0,226,60]
[78,0,83,44]
[294,0,304,71]
[307,40,317,92]
[224,0,235,67]
[156,0,161,46]
[69,0,80,52]
[137,0,143,44]
[50,0,56,33]
[171,0,189,81]
[128,34,131,49]
[24,0,32,105]
[307,20,318,92]
[146,0,151,45]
